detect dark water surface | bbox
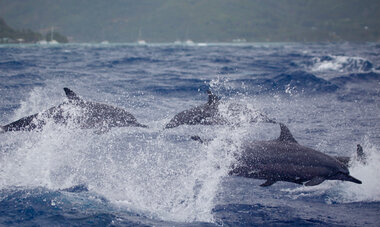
[0,43,379,226]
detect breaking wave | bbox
[310,55,373,73]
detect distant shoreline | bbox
[1,41,379,47]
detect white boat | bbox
[37,40,48,45]
[48,40,59,44]
[185,39,195,45]
[137,39,147,45]
[47,26,59,44]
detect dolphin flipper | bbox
[260,179,277,187]
[305,177,325,186]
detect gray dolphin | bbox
[1,88,147,132]
[165,90,275,129]
[165,90,224,129]
[229,123,362,186]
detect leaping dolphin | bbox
[165,90,275,129]
[165,90,224,129]
[229,123,362,186]
[1,88,147,132]
[192,123,362,187]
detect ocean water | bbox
[0,43,379,226]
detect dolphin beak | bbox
[330,172,362,184]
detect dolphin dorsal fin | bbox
[277,123,298,143]
[207,90,220,105]
[64,88,81,101]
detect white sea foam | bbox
[310,55,372,74]
[0,87,247,223]
[1,78,378,223]
[338,140,380,203]
[280,139,380,204]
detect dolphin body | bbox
[1,88,147,132]
[165,90,224,129]
[165,90,275,129]
[229,123,362,186]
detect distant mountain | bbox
[0,0,379,43]
[0,17,68,43]
[0,17,42,43]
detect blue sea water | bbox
[0,43,379,226]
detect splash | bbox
[338,140,380,203]
[0,87,246,223]
[280,140,380,204]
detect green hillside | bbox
[0,17,68,43]
[0,0,379,42]
[0,17,42,43]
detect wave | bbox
[0,73,44,90]
[223,71,380,96]
[0,186,150,226]
[1,44,379,226]
[310,55,373,73]
[227,71,338,95]
[110,57,160,65]
[272,71,338,93]
[329,72,380,86]
[0,60,36,70]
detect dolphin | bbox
[1,88,147,132]
[165,90,224,129]
[165,90,275,129]
[229,123,362,186]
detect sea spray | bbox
[339,139,380,203]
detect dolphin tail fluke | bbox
[356,144,366,163]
